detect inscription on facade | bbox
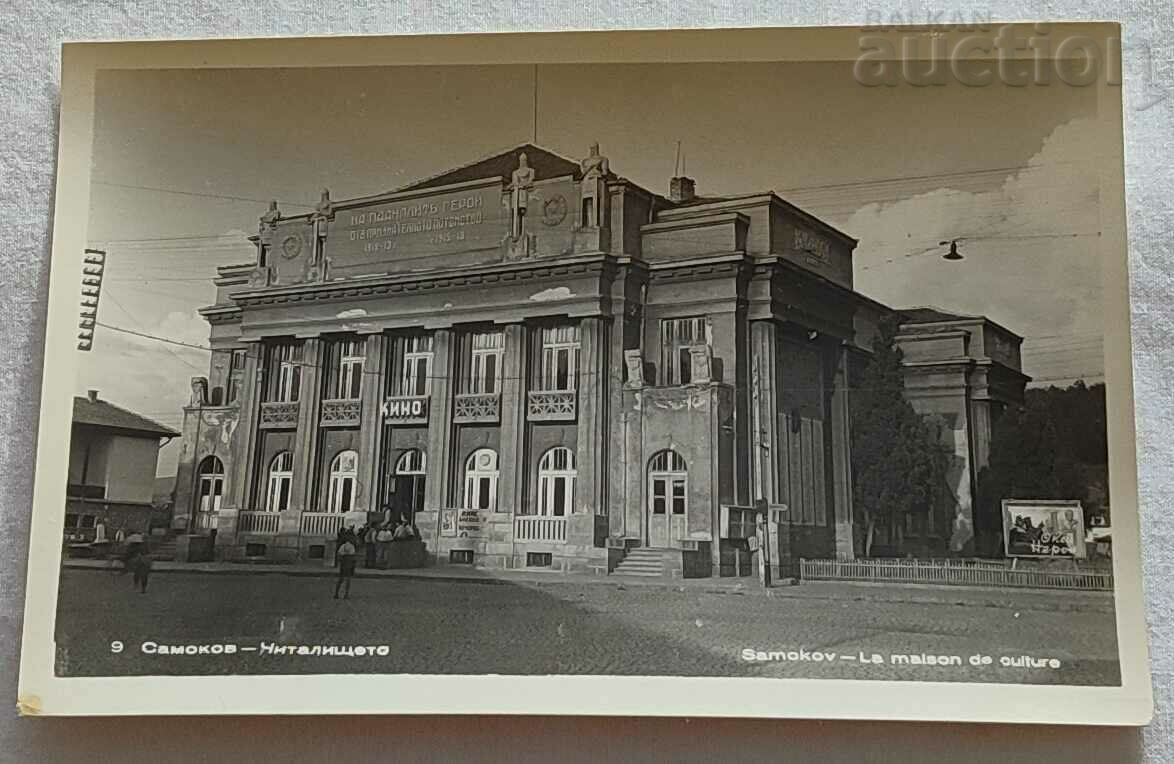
[344,192,489,253]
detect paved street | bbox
[53,569,1120,685]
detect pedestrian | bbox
[376,523,394,567]
[125,539,152,593]
[393,519,414,541]
[359,523,376,568]
[334,534,357,599]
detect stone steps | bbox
[611,548,672,578]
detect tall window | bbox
[226,349,247,404]
[648,449,687,516]
[537,447,576,517]
[327,450,358,513]
[266,451,294,512]
[392,449,427,518]
[270,344,302,402]
[539,326,579,391]
[196,456,225,513]
[331,340,364,400]
[400,336,433,396]
[463,448,499,511]
[468,331,504,394]
[659,316,710,385]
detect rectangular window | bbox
[270,343,302,402]
[652,479,667,514]
[659,316,710,385]
[450,549,474,564]
[335,340,364,400]
[400,335,434,396]
[64,514,79,529]
[527,552,553,568]
[671,478,687,515]
[540,325,579,391]
[468,331,504,394]
[226,349,247,404]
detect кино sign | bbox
[382,397,428,419]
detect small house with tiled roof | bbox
[66,390,178,542]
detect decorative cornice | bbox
[230,253,616,308]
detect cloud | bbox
[845,117,1106,383]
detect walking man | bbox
[334,533,357,599]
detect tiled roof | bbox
[72,395,178,438]
[393,143,584,193]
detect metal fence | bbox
[799,558,1114,591]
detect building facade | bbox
[67,390,177,541]
[172,143,1028,576]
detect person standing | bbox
[334,534,357,599]
[124,536,152,594]
[375,524,394,568]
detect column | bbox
[571,316,607,546]
[355,333,387,514]
[497,323,527,515]
[286,338,322,535]
[831,343,855,559]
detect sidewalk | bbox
[63,558,1115,613]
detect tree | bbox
[850,316,951,557]
[974,381,1106,556]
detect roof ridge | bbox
[385,141,583,195]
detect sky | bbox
[79,62,1106,475]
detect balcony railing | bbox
[300,512,345,537]
[193,512,219,532]
[237,511,280,534]
[454,392,501,424]
[382,394,429,425]
[527,390,576,421]
[259,401,300,429]
[320,398,361,427]
[514,515,568,543]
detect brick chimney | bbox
[87,389,99,402]
[669,175,696,204]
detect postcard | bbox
[17,24,1152,723]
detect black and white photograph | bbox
[17,26,1151,722]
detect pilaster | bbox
[219,343,261,546]
[749,320,780,505]
[571,316,607,547]
[287,338,322,532]
[831,343,855,559]
[423,328,455,513]
[356,333,387,514]
[498,323,527,515]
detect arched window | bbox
[392,449,427,520]
[537,447,575,516]
[463,448,498,511]
[327,450,359,513]
[648,449,687,516]
[266,451,293,512]
[195,456,225,522]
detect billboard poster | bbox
[1002,499,1087,559]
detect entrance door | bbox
[647,450,687,547]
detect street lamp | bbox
[940,239,964,261]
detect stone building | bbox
[172,143,1028,576]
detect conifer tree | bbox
[850,316,950,556]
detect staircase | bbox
[611,547,670,578]
[148,535,179,562]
